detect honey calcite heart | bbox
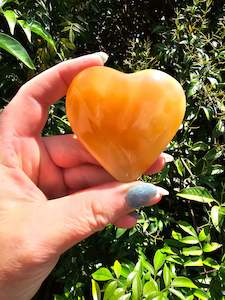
[66,66,186,182]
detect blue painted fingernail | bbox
[126,183,158,209]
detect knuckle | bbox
[88,199,109,232]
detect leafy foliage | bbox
[0,0,224,299]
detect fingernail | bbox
[129,212,141,220]
[163,153,174,163]
[96,51,109,64]
[126,183,158,209]
[157,186,169,196]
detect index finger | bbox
[5,52,107,135]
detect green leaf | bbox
[28,20,56,50]
[172,277,197,289]
[180,236,199,244]
[203,242,222,252]
[126,271,136,287]
[198,227,210,242]
[161,245,176,255]
[178,221,197,237]
[116,228,127,239]
[0,33,35,69]
[145,291,161,300]
[143,278,159,297]
[192,141,209,152]
[210,164,224,175]
[172,230,183,240]
[103,281,117,300]
[213,120,225,138]
[142,260,154,275]
[3,10,17,35]
[134,259,142,276]
[113,260,121,279]
[184,257,203,267]
[163,263,172,287]
[166,255,183,265]
[132,274,142,300]
[211,206,224,232]
[201,106,214,121]
[121,262,134,278]
[188,80,201,97]
[169,288,186,300]
[182,246,203,256]
[204,148,223,161]
[194,290,209,300]
[112,288,125,299]
[17,20,32,42]
[203,257,220,269]
[92,279,101,300]
[118,294,131,300]
[154,250,166,273]
[175,158,185,176]
[177,187,215,203]
[92,268,114,281]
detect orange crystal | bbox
[66,66,186,182]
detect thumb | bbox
[43,181,167,254]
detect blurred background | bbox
[0,0,224,299]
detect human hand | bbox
[0,53,171,300]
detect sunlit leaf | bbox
[211,206,224,232]
[103,281,117,300]
[113,260,121,279]
[92,268,114,281]
[184,257,203,267]
[203,242,222,253]
[163,263,172,287]
[194,290,209,300]
[28,20,56,50]
[154,250,166,273]
[172,230,182,240]
[118,294,131,300]
[177,187,215,203]
[0,33,35,69]
[143,278,159,297]
[198,227,210,242]
[17,20,32,42]
[178,221,197,237]
[175,158,184,176]
[116,228,127,239]
[182,246,203,256]
[180,236,199,244]
[169,288,186,300]
[132,274,142,300]
[3,10,17,34]
[203,257,220,269]
[92,280,101,300]
[172,277,197,288]
[112,288,125,299]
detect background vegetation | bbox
[0,0,224,299]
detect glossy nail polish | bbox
[126,183,158,209]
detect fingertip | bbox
[94,52,109,64]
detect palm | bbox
[0,57,113,199]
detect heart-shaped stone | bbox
[66,66,186,182]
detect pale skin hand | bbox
[0,53,168,300]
